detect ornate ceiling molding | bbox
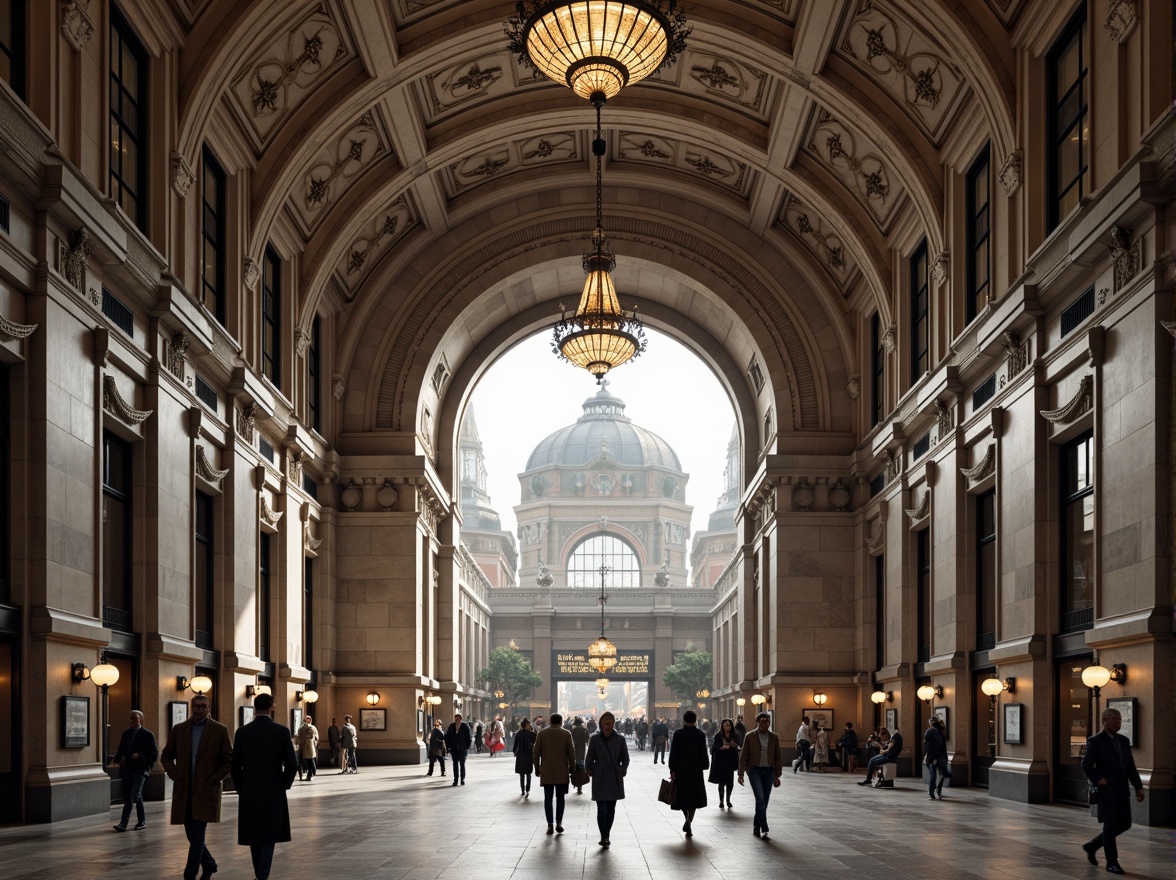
[103,375,152,426]
[292,110,393,234]
[804,108,899,230]
[959,443,995,483]
[1040,375,1093,426]
[195,445,230,483]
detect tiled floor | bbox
[1,750,1173,879]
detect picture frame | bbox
[169,700,189,731]
[62,695,90,748]
[809,708,834,733]
[884,708,897,731]
[291,707,303,733]
[1106,697,1137,747]
[417,709,425,735]
[932,705,949,739]
[240,705,255,727]
[1003,702,1024,744]
[360,708,386,731]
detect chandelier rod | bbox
[598,561,608,636]
[594,96,604,244]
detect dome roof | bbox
[526,381,681,471]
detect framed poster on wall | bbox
[809,709,833,733]
[169,700,189,731]
[361,708,386,731]
[932,706,949,739]
[1003,703,1023,744]
[884,708,897,731]
[62,695,90,748]
[240,705,255,727]
[1106,697,1136,746]
[291,707,303,734]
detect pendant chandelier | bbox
[506,1,690,103]
[587,562,617,674]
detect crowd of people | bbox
[105,698,1148,876]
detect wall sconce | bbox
[367,692,381,706]
[871,689,893,704]
[1081,664,1111,694]
[981,676,1016,703]
[295,689,318,703]
[1109,663,1127,684]
[735,697,746,708]
[749,694,765,706]
[916,684,943,703]
[245,683,272,699]
[453,696,463,709]
[813,692,828,707]
[177,674,213,694]
[72,662,91,683]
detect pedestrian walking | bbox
[512,717,536,796]
[487,717,505,756]
[924,716,952,798]
[651,716,669,764]
[737,712,783,841]
[327,718,341,768]
[159,693,233,880]
[426,719,447,776]
[584,711,630,847]
[570,717,589,794]
[532,712,576,834]
[837,722,859,772]
[340,715,359,773]
[708,717,741,808]
[1081,707,1145,875]
[297,714,319,780]
[230,693,298,880]
[111,709,158,832]
[792,715,811,773]
[813,720,830,772]
[668,710,709,838]
[445,712,473,785]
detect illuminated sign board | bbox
[553,650,653,679]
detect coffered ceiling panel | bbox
[642,48,779,126]
[334,194,420,301]
[615,131,754,201]
[418,53,549,126]
[439,131,583,199]
[776,192,859,296]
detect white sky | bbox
[469,328,735,579]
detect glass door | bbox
[1055,658,1093,804]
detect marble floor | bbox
[1,751,1173,880]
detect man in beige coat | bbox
[297,715,319,780]
[532,712,576,835]
[737,712,784,841]
[160,693,234,880]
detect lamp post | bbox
[1081,664,1112,730]
[90,656,120,765]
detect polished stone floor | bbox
[2,750,1173,880]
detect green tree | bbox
[476,646,542,709]
[662,646,713,708]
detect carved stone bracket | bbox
[934,400,953,442]
[102,375,152,426]
[931,252,949,287]
[171,152,195,198]
[884,448,903,482]
[303,520,323,552]
[1105,0,1139,43]
[236,403,259,442]
[294,326,311,358]
[881,324,897,353]
[905,488,930,525]
[332,375,346,400]
[1110,225,1140,291]
[243,258,261,293]
[865,518,887,554]
[846,375,860,400]
[166,332,191,380]
[60,227,91,291]
[288,450,304,483]
[998,151,1022,196]
[60,1,95,51]
[960,443,996,483]
[1001,330,1029,381]
[416,482,446,535]
[195,445,229,483]
[0,314,38,343]
[1040,374,1093,425]
[259,496,284,526]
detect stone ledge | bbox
[28,607,111,647]
[145,633,204,663]
[1085,610,1173,648]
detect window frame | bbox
[261,245,281,387]
[916,528,931,662]
[0,0,26,100]
[109,6,148,232]
[102,431,133,631]
[910,240,929,385]
[976,489,996,649]
[1047,5,1089,232]
[303,557,314,668]
[566,534,642,589]
[307,315,322,432]
[194,491,214,649]
[201,146,227,325]
[870,312,885,427]
[965,144,991,323]
[1060,430,1095,631]
[0,364,8,605]
[259,532,272,661]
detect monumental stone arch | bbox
[0,0,1171,827]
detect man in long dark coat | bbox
[1081,707,1145,875]
[668,709,709,838]
[230,692,298,880]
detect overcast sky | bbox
[469,328,736,578]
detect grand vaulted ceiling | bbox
[161,0,1018,437]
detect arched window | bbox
[567,535,640,589]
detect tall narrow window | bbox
[1048,7,1089,232]
[201,147,226,324]
[194,492,214,649]
[966,146,991,323]
[1061,431,1094,631]
[0,0,26,100]
[0,364,8,605]
[870,313,885,427]
[910,240,929,385]
[261,246,281,386]
[102,432,133,631]
[303,558,314,668]
[109,7,147,231]
[307,315,322,432]
[258,533,272,661]
[916,529,931,662]
[976,490,996,650]
[874,553,885,670]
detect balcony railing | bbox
[1061,606,1094,633]
[103,605,131,632]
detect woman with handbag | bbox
[426,719,447,777]
[512,717,536,796]
[708,717,741,808]
[668,710,710,838]
[584,711,630,847]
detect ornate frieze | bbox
[998,151,1022,196]
[424,58,508,118]
[1104,0,1138,43]
[781,195,853,286]
[616,131,751,196]
[686,53,769,114]
[171,153,195,198]
[60,1,95,52]
[1040,375,1093,425]
[103,375,152,426]
[904,488,930,524]
[259,496,284,525]
[60,228,91,291]
[807,109,894,225]
[296,111,391,229]
[960,443,995,483]
[337,196,417,295]
[0,314,38,343]
[195,445,230,483]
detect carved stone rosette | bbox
[102,375,152,426]
[905,489,930,525]
[829,479,851,512]
[195,445,230,483]
[959,443,996,483]
[0,315,38,343]
[377,481,399,511]
[1040,375,1093,426]
[792,478,815,511]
